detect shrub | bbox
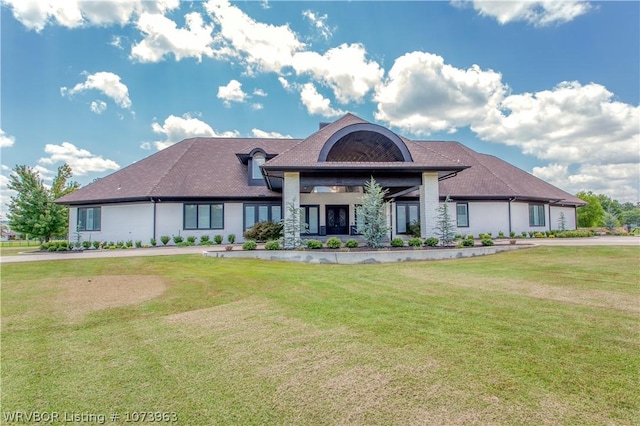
[481,238,494,246]
[345,239,359,248]
[498,231,505,238]
[227,234,236,244]
[187,236,197,245]
[242,240,257,250]
[199,235,211,245]
[326,237,342,249]
[454,234,463,240]
[160,236,170,246]
[265,240,280,250]
[135,240,143,248]
[126,240,133,248]
[462,238,475,247]
[534,232,545,238]
[407,220,421,238]
[243,221,283,242]
[522,232,528,238]
[424,237,439,247]
[528,231,535,238]
[48,246,57,252]
[93,240,101,249]
[306,239,323,249]
[390,237,405,247]
[172,235,184,244]
[408,237,422,247]
[82,241,91,249]
[150,238,157,247]
[57,246,68,251]
[214,234,223,244]
[466,234,474,240]
[510,231,516,238]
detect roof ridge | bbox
[149,138,198,196]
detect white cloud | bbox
[109,35,124,50]
[149,113,239,150]
[253,88,267,97]
[251,128,292,139]
[0,129,16,148]
[302,10,333,40]
[278,77,293,91]
[2,0,180,32]
[130,11,218,62]
[205,0,305,73]
[61,71,132,109]
[292,43,384,104]
[299,83,345,118]
[472,81,640,165]
[251,103,264,111]
[374,51,506,135]
[90,100,107,114]
[455,0,592,27]
[217,79,247,106]
[37,142,120,176]
[533,163,639,203]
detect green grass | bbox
[0,240,41,257]
[2,246,639,424]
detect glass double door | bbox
[326,205,349,235]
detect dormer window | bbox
[252,152,265,179]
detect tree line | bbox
[576,191,640,229]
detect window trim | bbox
[77,206,101,231]
[456,202,469,228]
[529,203,546,227]
[183,203,224,230]
[248,149,267,187]
[395,202,420,234]
[243,203,282,230]
[301,204,320,235]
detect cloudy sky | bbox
[1,0,638,213]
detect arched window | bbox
[252,152,265,179]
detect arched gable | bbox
[318,123,413,162]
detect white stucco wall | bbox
[550,206,577,231]
[71,202,154,244]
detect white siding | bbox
[420,173,439,238]
[454,201,509,237]
[550,206,577,231]
[72,202,154,244]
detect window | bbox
[77,207,101,231]
[529,204,546,227]
[251,152,265,179]
[396,203,419,234]
[301,205,320,234]
[244,203,281,230]
[456,203,469,227]
[184,203,224,229]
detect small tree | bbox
[356,177,390,248]
[603,209,619,232]
[434,196,456,246]
[557,212,567,231]
[282,197,304,249]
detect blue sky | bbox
[1,0,639,213]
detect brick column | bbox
[283,172,300,248]
[419,172,439,238]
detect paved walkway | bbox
[1,236,637,264]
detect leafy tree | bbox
[356,177,390,248]
[7,164,79,242]
[434,196,456,246]
[576,191,605,227]
[621,206,640,227]
[597,194,623,218]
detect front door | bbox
[326,205,349,235]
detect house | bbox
[56,113,584,245]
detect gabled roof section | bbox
[264,113,468,171]
[57,137,299,204]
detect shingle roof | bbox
[57,114,584,206]
[57,137,299,204]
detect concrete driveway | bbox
[1,236,637,264]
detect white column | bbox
[419,172,439,238]
[283,172,300,248]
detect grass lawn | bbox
[0,241,41,257]
[1,246,638,424]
